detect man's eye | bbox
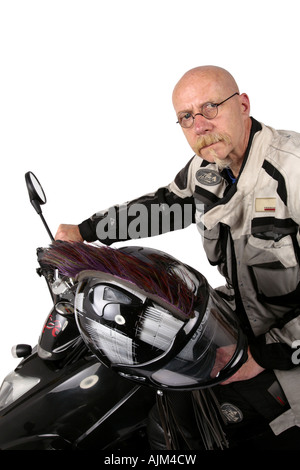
[204,102,217,110]
[181,113,192,121]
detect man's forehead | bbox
[173,78,222,112]
[172,66,237,109]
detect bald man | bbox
[172,66,252,175]
[55,66,300,448]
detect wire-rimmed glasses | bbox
[176,92,239,128]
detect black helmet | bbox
[62,244,248,390]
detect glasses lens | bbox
[178,113,193,128]
[177,103,219,128]
[202,103,218,119]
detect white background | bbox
[0,0,299,380]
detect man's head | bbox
[172,66,251,175]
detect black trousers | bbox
[147,370,300,450]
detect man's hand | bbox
[220,347,265,385]
[55,224,84,242]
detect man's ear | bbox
[239,93,251,116]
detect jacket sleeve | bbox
[249,142,300,371]
[78,156,198,244]
[251,154,300,370]
[78,186,195,244]
[249,305,300,370]
[250,336,297,370]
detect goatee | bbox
[194,133,232,170]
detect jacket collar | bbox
[200,119,274,230]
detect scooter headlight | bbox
[0,371,40,410]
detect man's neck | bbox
[230,117,258,178]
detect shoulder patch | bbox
[196,169,222,186]
[221,402,243,423]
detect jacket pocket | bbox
[243,235,300,298]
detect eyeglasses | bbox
[176,92,239,128]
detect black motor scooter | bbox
[2,172,274,452]
[0,172,155,450]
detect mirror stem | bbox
[39,213,54,241]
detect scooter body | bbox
[0,345,155,450]
[0,172,277,451]
[0,172,155,450]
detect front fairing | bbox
[0,349,154,450]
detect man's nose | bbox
[193,114,213,135]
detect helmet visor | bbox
[75,276,247,390]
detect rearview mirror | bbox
[25,171,46,214]
[25,171,54,240]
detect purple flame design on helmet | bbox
[41,241,204,317]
